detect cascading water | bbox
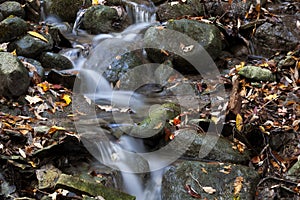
[70,1,165,200]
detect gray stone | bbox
[144,19,222,73]
[253,17,300,57]
[156,0,204,22]
[44,0,92,23]
[7,33,54,58]
[82,5,128,34]
[238,65,276,82]
[0,16,28,43]
[0,1,25,19]
[0,52,30,97]
[39,52,73,70]
[162,161,260,200]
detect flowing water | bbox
[67,1,164,200]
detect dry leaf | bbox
[19,148,26,158]
[61,94,72,105]
[25,95,43,105]
[236,113,243,132]
[234,176,244,196]
[48,126,66,134]
[28,31,48,43]
[202,186,216,194]
[37,82,50,92]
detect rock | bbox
[287,158,300,181]
[253,17,300,58]
[39,52,73,70]
[0,16,28,43]
[82,5,128,34]
[156,0,204,22]
[144,19,222,73]
[238,65,276,82]
[0,1,25,19]
[36,164,62,189]
[47,69,77,89]
[44,0,92,23]
[0,52,30,97]
[180,129,251,164]
[56,174,136,200]
[162,161,260,200]
[7,33,54,58]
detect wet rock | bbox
[238,65,276,82]
[82,5,128,34]
[156,0,204,22]
[162,161,260,200]
[47,69,77,89]
[0,16,28,43]
[7,33,54,58]
[0,52,30,97]
[44,0,92,23]
[18,56,45,80]
[253,17,300,58]
[0,1,25,19]
[144,19,222,73]
[56,173,136,200]
[180,129,251,164]
[39,52,73,71]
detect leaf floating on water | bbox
[28,31,48,43]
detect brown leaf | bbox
[233,176,244,196]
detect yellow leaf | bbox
[235,62,245,71]
[28,31,48,43]
[37,81,50,92]
[48,125,65,134]
[236,114,243,132]
[62,94,72,105]
[234,176,244,196]
[92,0,98,5]
[11,49,17,56]
[264,94,278,101]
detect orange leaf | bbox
[236,114,243,132]
[48,125,65,134]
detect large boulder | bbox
[162,161,260,200]
[82,5,129,34]
[144,19,222,73]
[253,16,300,58]
[0,52,30,97]
[44,0,92,23]
[0,16,28,43]
[38,52,74,71]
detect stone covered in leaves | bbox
[0,52,30,97]
[162,161,260,200]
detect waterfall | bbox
[123,0,156,24]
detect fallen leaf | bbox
[28,31,48,43]
[234,176,244,196]
[37,81,50,92]
[48,126,66,134]
[19,148,26,158]
[202,186,216,194]
[236,113,243,132]
[25,95,43,105]
[61,94,72,105]
[185,184,201,198]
